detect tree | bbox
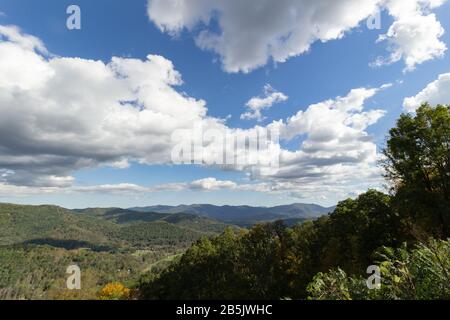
[313,190,399,276]
[138,227,245,300]
[382,104,450,238]
[238,221,289,299]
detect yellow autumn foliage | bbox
[97,282,131,300]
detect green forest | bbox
[0,104,448,300]
[0,203,230,299]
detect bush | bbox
[97,282,131,300]
[306,239,450,300]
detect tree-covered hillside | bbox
[0,204,233,299]
[0,204,118,247]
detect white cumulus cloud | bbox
[241,84,288,121]
[0,25,222,187]
[189,178,238,190]
[147,0,448,73]
[403,72,450,111]
[373,0,447,72]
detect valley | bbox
[0,202,330,299]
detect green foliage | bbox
[282,190,400,298]
[113,221,207,248]
[137,188,448,300]
[313,190,400,275]
[161,213,231,234]
[382,104,450,237]
[138,190,400,300]
[0,244,142,300]
[307,239,450,300]
[0,203,118,246]
[138,227,245,299]
[306,269,367,300]
[375,239,450,299]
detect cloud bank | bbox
[147,0,448,73]
[0,24,387,202]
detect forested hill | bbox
[0,203,117,247]
[0,203,234,299]
[0,204,233,248]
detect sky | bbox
[0,0,449,208]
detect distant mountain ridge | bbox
[128,203,335,226]
[74,207,231,234]
[0,203,232,249]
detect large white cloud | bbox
[0,24,387,202]
[403,72,450,111]
[0,24,223,186]
[374,0,447,71]
[147,0,448,73]
[257,86,388,201]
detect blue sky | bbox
[0,0,449,208]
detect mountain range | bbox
[128,203,335,226]
[0,202,334,248]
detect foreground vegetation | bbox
[308,239,449,300]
